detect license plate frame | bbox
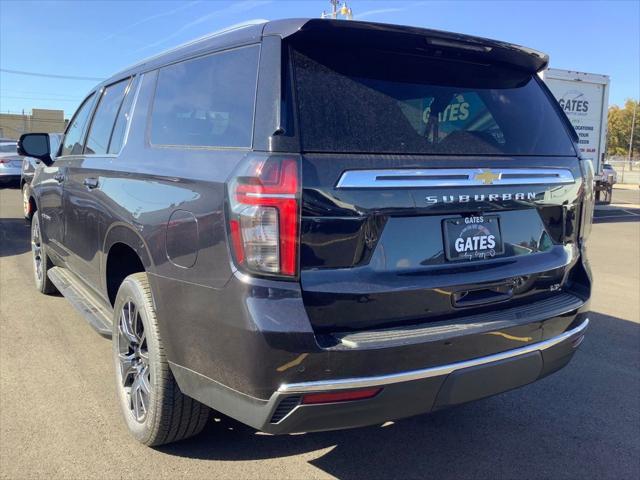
[443,215,504,261]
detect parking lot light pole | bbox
[628,100,637,170]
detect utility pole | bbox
[628,100,637,170]
[321,0,353,19]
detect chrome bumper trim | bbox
[278,318,589,394]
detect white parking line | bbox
[595,213,638,220]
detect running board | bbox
[47,267,113,338]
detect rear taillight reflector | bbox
[229,219,245,265]
[301,387,382,405]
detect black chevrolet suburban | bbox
[19,19,593,446]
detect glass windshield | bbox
[291,45,576,156]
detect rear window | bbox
[291,45,576,156]
[150,45,260,148]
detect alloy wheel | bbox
[117,300,151,423]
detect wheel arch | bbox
[25,184,37,219]
[103,223,154,306]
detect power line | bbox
[0,68,105,81]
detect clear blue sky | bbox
[1,0,638,118]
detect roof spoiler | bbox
[264,18,549,73]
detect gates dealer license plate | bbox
[443,215,504,261]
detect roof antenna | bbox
[321,0,353,19]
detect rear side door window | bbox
[150,44,260,148]
[85,78,131,155]
[60,93,96,156]
[108,76,139,154]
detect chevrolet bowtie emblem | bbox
[474,170,501,185]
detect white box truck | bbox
[539,68,610,175]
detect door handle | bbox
[54,173,65,183]
[83,177,99,189]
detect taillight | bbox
[227,155,300,277]
[579,158,595,243]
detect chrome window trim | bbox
[335,168,575,189]
[119,73,143,155]
[277,317,589,394]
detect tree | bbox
[607,99,639,159]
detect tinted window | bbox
[150,45,260,148]
[291,45,576,156]
[85,79,130,155]
[61,94,95,156]
[108,76,139,154]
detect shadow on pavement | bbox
[158,311,639,479]
[594,207,640,223]
[0,218,30,257]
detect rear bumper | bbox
[170,316,588,434]
[154,253,592,434]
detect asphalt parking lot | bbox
[593,186,640,222]
[1,185,638,480]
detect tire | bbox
[113,272,210,446]
[22,183,33,220]
[31,213,57,294]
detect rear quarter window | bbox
[150,45,260,148]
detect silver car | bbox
[601,163,618,184]
[0,141,23,187]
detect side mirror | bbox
[18,133,53,166]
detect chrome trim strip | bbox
[244,192,295,199]
[121,73,143,154]
[335,168,575,189]
[277,318,589,394]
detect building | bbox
[0,109,67,140]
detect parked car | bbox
[601,163,618,184]
[19,19,592,447]
[21,133,62,219]
[0,141,23,186]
